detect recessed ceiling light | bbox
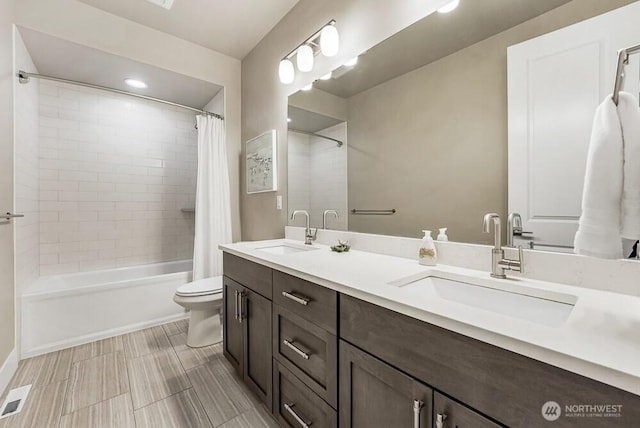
[344,56,358,67]
[124,78,147,89]
[145,0,175,10]
[438,0,459,13]
[302,83,313,91]
[320,71,332,80]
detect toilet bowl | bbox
[173,276,223,348]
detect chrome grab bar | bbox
[284,403,312,428]
[350,209,396,215]
[283,339,310,360]
[282,291,310,306]
[1,213,24,220]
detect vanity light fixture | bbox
[297,45,314,72]
[279,59,295,84]
[320,71,332,80]
[344,56,359,67]
[320,24,340,57]
[438,0,460,13]
[124,78,147,89]
[302,83,313,91]
[278,20,339,84]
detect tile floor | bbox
[0,319,279,428]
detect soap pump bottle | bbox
[437,228,448,242]
[419,230,437,266]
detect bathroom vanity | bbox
[220,240,640,428]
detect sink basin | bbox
[256,243,319,255]
[390,272,577,328]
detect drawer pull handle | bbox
[284,403,312,428]
[234,290,239,321]
[238,291,245,323]
[283,339,310,360]
[436,413,447,428]
[413,399,423,428]
[282,291,310,306]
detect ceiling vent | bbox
[145,0,175,10]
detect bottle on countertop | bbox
[419,230,437,266]
[437,228,448,242]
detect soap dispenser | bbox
[419,230,437,266]
[437,228,448,242]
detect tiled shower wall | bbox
[287,122,348,230]
[14,30,40,293]
[38,80,198,275]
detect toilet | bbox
[173,276,223,348]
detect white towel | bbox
[619,92,640,240]
[574,94,624,259]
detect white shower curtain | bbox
[192,115,232,280]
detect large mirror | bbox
[287,0,640,255]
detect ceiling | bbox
[19,27,223,109]
[314,0,572,98]
[288,105,343,133]
[77,0,300,59]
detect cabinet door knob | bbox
[413,399,424,428]
[283,339,310,360]
[282,291,310,306]
[436,413,447,428]
[284,403,312,428]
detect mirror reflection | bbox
[287,0,640,255]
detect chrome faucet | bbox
[291,210,315,245]
[323,210,339,230]
[482,213,524,279]
[506,213,522,247]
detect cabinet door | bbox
[340,340,433,428]
[223,277,243,375]
[242,288,273,411]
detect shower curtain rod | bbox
[288,128,343,147]
[17,70,224,120]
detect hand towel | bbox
[574,95,624,259]
[619,92,640,240]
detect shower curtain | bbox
[193,115,232,280]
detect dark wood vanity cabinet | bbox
[222,253,640,428]
[222,254,273,411]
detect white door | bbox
[507,2,640,251]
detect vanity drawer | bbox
[223,252,272,299]
[434,392,502,428]
[273,270,337,334]
[273,360,337,428]
[273,304,337,407]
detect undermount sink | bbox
[389,272,577,328]
[256,243,319,255]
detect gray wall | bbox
[241,0,636,242]
[347,0,637,244]
[0,1,16,371]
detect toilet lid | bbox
[176,276,223,297]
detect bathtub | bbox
[21,260,192,357]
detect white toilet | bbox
[173,276,223,348]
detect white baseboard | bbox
[0,349,18,398]
[21,313,188,359]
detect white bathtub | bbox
[21,260,192,357]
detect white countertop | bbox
[219,239,640,395]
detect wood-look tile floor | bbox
[0,319,279,428]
